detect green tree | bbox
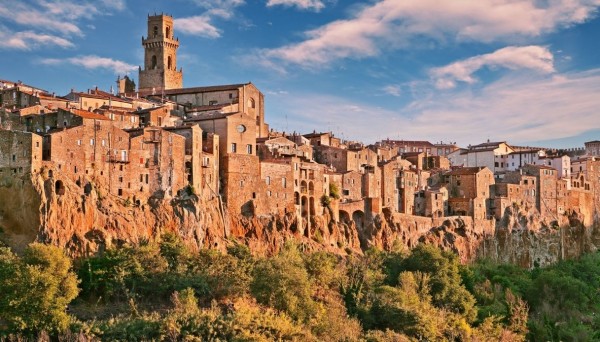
[0,244,79,335]
[401,244,477,322]
[251,243,317,322]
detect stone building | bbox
[379,157,413,212]
[584,140,600,157]
[522,164,559,219]
[138,14,183,92]
[0,131,42,176]
[314,145,361,172]
[377,139,459,157]
[127,126,187,199]
[445,167,494,220]
[304,131,342,148]
[64,88,133,111]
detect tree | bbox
[401,244,477,322]
[0,244,79,335]
[251,243,317,322]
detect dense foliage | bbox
[1,236,600,341]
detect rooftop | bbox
[446,166,486,175]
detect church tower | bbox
[139,14,183,93]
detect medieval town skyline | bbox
[1,0,600,148]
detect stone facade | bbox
[0,131,42,176]
[585,140,600,157]
[139,14,183,92]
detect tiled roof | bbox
[145,83,249,96]
[184,112,235,121]
[71,109,110,120]
[446,167,486,175]
[470,141,506,148]
[185,103,230,112]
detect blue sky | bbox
[1,0,600,148]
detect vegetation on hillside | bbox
[1,236,599,341]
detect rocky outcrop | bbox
[1,172,599,267]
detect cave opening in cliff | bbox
[55,180,65,196]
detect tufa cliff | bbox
[0,171,599,267]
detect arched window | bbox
[247,98,255,109]
[167,56,172,70]
[166,26,170,38]
[151,55,157,69]
[153,26,158,37]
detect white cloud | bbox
[382,84,402,97]
[268,69,600,146]
[175,16,222,38]
[430,45,555,89]
[267,0,325,11]
[0,0,126,51]
[41,55,136,74]
[257,0,600,68]
[176,0,247,37]
[0,29,74,50]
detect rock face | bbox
[1,173,599,267]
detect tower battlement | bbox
[138,14,183,92]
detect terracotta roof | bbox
[470,141,506,148]
[135,106,167,114]
[71,109,110,120]
[509,149,542,155]
[446,166,486,175]
[523,164,556,170]
[303,132,330,138]
[185,103,230,112]
[149,83,248,96]
[184,112,234,121]
[68,91,131,103]
[382,140,436,148]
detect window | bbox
[247,144,252,154]
[266,176,270,185]
[77,139,82,146]
[12,154,15,162]
[166,26,170,38]
[153,26,158,37]
[282,177,286,188]
[494,162,499,167]
[231,143,237,153]
[151,55,157,69]
[167,56,172,69]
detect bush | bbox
[0,244,79,336]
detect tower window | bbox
[151,55,157,69]
[153,26,158,37]
[168,56,172,70]
[166,26,170,38]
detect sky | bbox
[1,0,600,148]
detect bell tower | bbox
[138,14,183,93]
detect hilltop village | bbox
[1,14,600,242]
